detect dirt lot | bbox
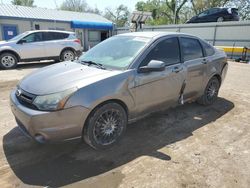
[0,61,249,188]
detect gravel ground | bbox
[0,61,249,188]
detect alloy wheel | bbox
[93,109,123,145]
[1,55,16,68]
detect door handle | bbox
[172,66,183,73]
[202,59,208,64]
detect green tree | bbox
[135,0,171,25]
[135,0,189,24]
[60,0,101,14]
[165,0,189,24]
[104,5,130,27]
[60,0,88,12]
[11,0,35,7]
[190,0,231,14]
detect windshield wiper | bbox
[80,60,106,70]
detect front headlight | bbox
[33,88,77,111]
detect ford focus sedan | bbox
[10,32,228,149]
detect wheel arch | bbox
[212,74,222,86]
[82,99,129,133]
[0,50,20,61]
[60,47,76,55]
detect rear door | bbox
[42,32,70,57]
[133,37,186,115]
[16,32,46,59]
[180,37,206,100]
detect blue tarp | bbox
[71,20,113,30]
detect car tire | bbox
[60,49,75,62]
[0,52,18,69]
[197,77,220,106]
[83,102,127,150]
[217,17,224,22]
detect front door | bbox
[16,32,46,59]
[133,37,186,116]
[2,25,18,40]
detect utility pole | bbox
[54,0,58,10]
[173,0,177,24]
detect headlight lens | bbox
[33,88,77,111]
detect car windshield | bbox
[79,36,151,70]
[7,31,30,41]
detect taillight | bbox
[74,39,81,44]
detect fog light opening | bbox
[35,134,46,143]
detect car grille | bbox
[15,88,37,110]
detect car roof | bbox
[25,30,75,34]
[118,31,198,40]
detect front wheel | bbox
[0,53,18,69]
[197,77,220,105]
[83,103,127,150]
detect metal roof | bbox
[0,4,112,23]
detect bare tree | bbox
[104,5,130,27]
[11,0,35,7]
[60,0,88,12]
[226,0,250,20]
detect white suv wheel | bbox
[62,50,75,61]
[0,53,18,69]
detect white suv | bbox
[0,30,82,69]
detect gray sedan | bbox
[10,32,228,149]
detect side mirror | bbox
[17,39,26,44]
[139,60,165,73]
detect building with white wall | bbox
[0,4,114,51]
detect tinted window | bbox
[209,8,220,15]
[198,10,209,17]
[43,32,69,41]
[180,38,203,61]
[141,37,180,67]
[22,32,43,43]
[201,41,215,56]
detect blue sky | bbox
[2,0,145,11]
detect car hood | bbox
[0,40,15,46]
[19,61,122,95]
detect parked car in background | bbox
[10,32,228,149]
[0,30,82,69]
[186,8,239,23]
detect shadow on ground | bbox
[3,97,234,187]
[16,61,55,70]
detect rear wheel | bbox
[60,49,75,61]
[83,103,127,150]
[0,53,18,69]
[197,77,220,105]
[217,17,224,22]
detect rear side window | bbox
[180,38,203,61]
[140,37,181,67]
[201,41,215,56]
[43,32,69,41]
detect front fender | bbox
[65,70,136,115]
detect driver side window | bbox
[198,10,209,17]
[22,32,43,43]
[140,37,181,67]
